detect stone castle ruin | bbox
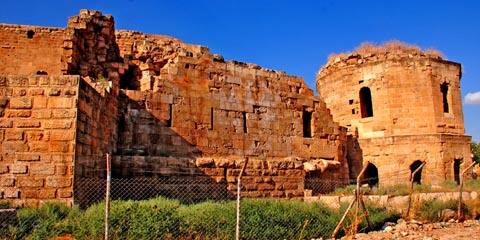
[0,10,472,207]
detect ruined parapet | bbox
[62,9,125,83]
[316,41,472,186]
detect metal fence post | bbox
[105,153,111,240]
[236,158,249,240]
[458,161,477,218]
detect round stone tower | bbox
[316,43,472,186]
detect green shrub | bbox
[413,199,458,222]
[465,179,480,191]
[74,197,181,240]
[178,200,236,239]
[441,180,460,190]
[9,203,78,240]
[240,198,342,240]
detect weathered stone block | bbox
[47,98,74,109]
[5,110,31,118]
[45,177,72,187]
[3,189,19,199]
[4,130,24,141]
[52,109,76,119]
[15,120,41,128]
[44,120,72,129]
[50,130,75,141]
[0,119,13,128]
[16,153,40,161]
[0,177,15,187]
[23,189,56,199]
[30,164,55,175]
[18,178,44,187]
[9,98,32,109]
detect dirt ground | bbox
[347,219,480,240]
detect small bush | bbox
[413,199,458,222]
[465,179,480,191]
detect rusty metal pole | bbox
[353,161,370,234]
[236,158,249,240]
[405,161,426,219]
[105,153,111,240]
[458,161,477,218]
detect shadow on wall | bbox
[74,91,236,208]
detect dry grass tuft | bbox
[328,40,444,62]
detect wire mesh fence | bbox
[0,155,477,240]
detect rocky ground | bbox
[345,219,480,240]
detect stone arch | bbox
[359,87,373,118]
[363,163,379,188]
[410,160,424,184]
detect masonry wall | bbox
[316,51,472,185]
[359,134,472,185]
[0,75,79,207]
[0,25,65,75]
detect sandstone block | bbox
[44,120,72,129]
[28,142,49,152]
[3,189,19,199]
[15,120,41,128]
[29,89,45,96]
[23,189,56,199]
[31,109,51,118]
[9,98,32,109]
[46,177,72,187]
[4,130,24,141]
[0,119,13,128]
[18,178,43,187]
[0,177,15,187]
[47,98,74,109]
[30,164,55,175]
[0,165,9,174]
[16,153,40,161]
[58,189,72,198]
[52,109,76,119]
[50,130,75,141]
[5,110,31,118]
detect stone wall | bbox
[0,25,65,75]
[0,75,79,207]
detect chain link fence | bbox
[0,155,477,239]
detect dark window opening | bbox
[410,160,424,185]
[242,112,247,133]
[27,30,35,39]
[363,163,379,188]
[303,110,312,138]
[454,159,461,184]
[166,104,173,127]
[441,83,449,113]
[36,71,48,75]
[360,87,374,118]
[358,80,364,84]
[351,109,355,114]
[349,99,354,105]
[209,108,214,130]
[185,63,189,69]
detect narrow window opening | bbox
[349,99,354,105]
[209,108,214,130]
[242,112,247,133]
[185,63,189,69]
[360,87,374,118]
[303,110,312,138]
[36,71,48,75]
[27,30,35,39]
[410,160,424,185]
[441,83,449,113]
[166,104,173,127]
[358,80,364,84]
[351,109,355,114]
[454,159,461,184]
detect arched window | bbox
[360,87,374,118]
[441,83,449,113]
[410,160,424,185]
[363,163,379,188]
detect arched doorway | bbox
[363,163,379,188]
[454,159,461,184]
[410,160,424,184]
[360,87,374,118]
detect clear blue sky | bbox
[1,0,479,142]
